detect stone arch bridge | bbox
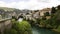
[0,13,23,34]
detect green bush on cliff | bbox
[12,20,32,34]
[9,29,17,34]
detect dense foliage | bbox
[4,19,32,34]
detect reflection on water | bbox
[32,27,39,34]
[32,26,60,34]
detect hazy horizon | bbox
[0,0,60,10]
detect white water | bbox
[18,18,23,22]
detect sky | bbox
[0,0,60,10]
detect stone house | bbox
[39,8,51,17]
[32,12,40,19]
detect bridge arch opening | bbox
[18,15,23,19]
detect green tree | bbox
[51,7,56,14]
[13,20,32,34]
[57,5,60,10]
[36,18,41,24]
[9,29,17,34]
[42,16,46,20]
[49,10,60,29]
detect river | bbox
[18,18,60,34]
[32,26,60,34]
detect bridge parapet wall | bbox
[0,18,12,34]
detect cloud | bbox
[0,0,60,10]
